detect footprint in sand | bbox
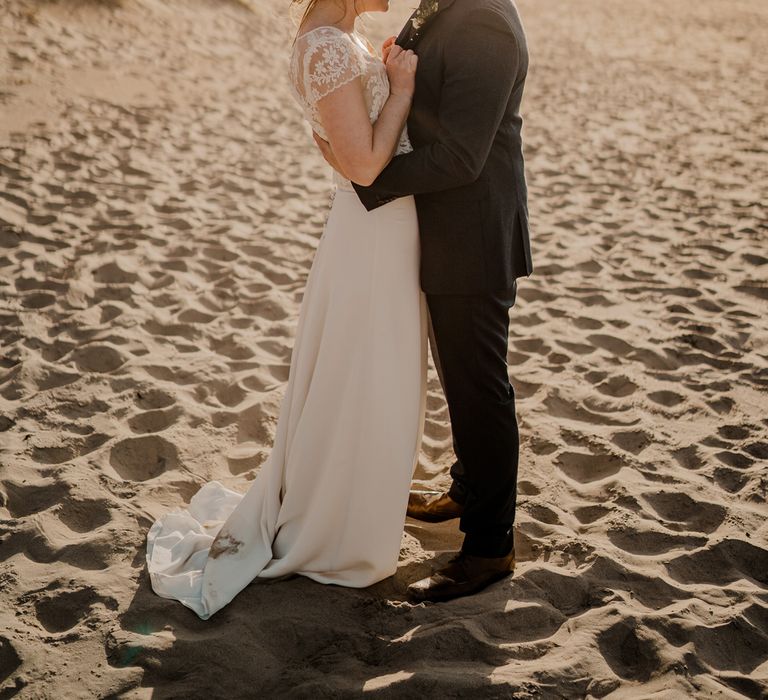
[629,347,677,371]
[109,435,179,481]
[142,320,200,341]
[128,407,181,434]
[559,428,592,449]
[69,344,127,373]
[518,479,541,495]
[2,520,114,571]
[714,450,754,470]
[210,334,256,361]
[384,619,508,667]
[56,398,111,421]
[611,429,652,455]
[555,450,624,483]
[476,603,566,644]
[586,333,635,357]
[230,312,266,329]
[642,491,726,534]
[256,339,292,360]
[521,567,593,616]
[557,340,595,356]
[514,310,545,327]
[525,503,562,526]
[213,381,248,408]
[2,479,70,519]
[597,619,660,682]
[92,260,140,285]
[676,330,728,357]
[516,286,557,304]
[665,538,768,586]
[717,424,752,441]
[671,445,704,470]
[713,467,750,494]
[133,387,176,411]
[19,291,57,309]
[744,441,768,460]
[546,351,571,367]
[528,436,558,456]
[647,390,685,408]
[707,395,735,414]
[202,245,239,262]
[36,339,77,363]
[582,394,634,415]
[238,296,290,326]
[573,504,612,524]
[241,373,275,393]
[607,527,707,556]
[573,316,604,330]
[177,308,216,324]
[55,498,113,533]
[545,391,638,427]
[266,363,290,384]
[424,418,451,441]
[690,608,768,675]
[29,431,110,465]
[143,364,198,385]
[34,367,80,393]
[512,337,551,355]
[700,434,733,450]
[588,556,686,611]
[31,586,117,634]
[507,349,531,365]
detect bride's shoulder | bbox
[291,25,356,68]
[291,25,363,74]
[293,24,350,48]
[290,24,366,101]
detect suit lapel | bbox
[396,9,419,47]
[396,0,457,49]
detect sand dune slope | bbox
[1,0,766,697]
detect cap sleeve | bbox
[293,28,365,106]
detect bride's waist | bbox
[333,172,356,192]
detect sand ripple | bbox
[1,0,766,697]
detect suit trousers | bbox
[426,280,519,558]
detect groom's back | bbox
[410,0,532,294]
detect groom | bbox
[318,0,532,602]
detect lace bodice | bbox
[289,25,412,191]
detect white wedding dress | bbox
[145,26,428,620]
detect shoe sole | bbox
[406,567,514,603]
[405,511,463,523]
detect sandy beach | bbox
[1,0,767,696]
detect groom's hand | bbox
[313,131,347,179]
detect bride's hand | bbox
[381,35,396,62]
[385,44,418,98]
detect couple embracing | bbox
[146,0,532,620]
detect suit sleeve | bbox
[353,8,520,210]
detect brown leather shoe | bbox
[406,549,515,603]
[406,490,464,523]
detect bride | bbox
[145,0,427,620]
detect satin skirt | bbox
[145,189,428,619]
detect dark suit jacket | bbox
[352,0,533,295]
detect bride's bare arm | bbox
[315,45,417,187]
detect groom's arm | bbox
[352,8,521,211]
